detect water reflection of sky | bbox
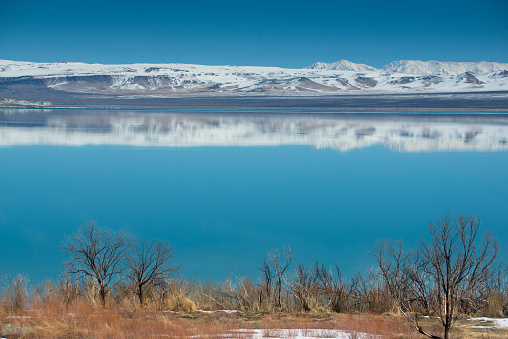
[1,110,508,283]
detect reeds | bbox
[2,267,508,338]
[1,293,506,338]
[2,257,508,337]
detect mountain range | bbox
[0,59,507,101]
[307,59,508,76]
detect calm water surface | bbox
[1,109,508,283]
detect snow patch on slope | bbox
[306,60,378,72]
[381,60,508,76]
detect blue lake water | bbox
[1,109,508,283]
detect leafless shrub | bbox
[125,238,180,305]
[346,330,360,339]
[3,274,30,311]
[262,328,281,337]
[316,264,349,313]
[60,221,131,306]
[482,262,508,317]
[31,279,56,309]
[164,277,195,312]
[285,328,299,338]
[316,328,338,338]
[350,269,390,314]
[258,259,275,311]
[266,246,293,309]
[58,274,80,305]
[375,213,499,339]
[235,277,262,311]
[289,263,318,312]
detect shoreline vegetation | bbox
[1,214,507,338]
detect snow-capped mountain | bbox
[306,59,508,76]
[306,59,378,72]
[0,59,507,99]
[380,60,508,76]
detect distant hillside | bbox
[307,59,508,76]
[0,59,507,103]
[306,60,378,72]
[381,60,508,76]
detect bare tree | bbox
[490,263,508,316]
[267,246,293,308]
[316,264,349,313]
[125,238,180,305]
[375,214,498,339]
[374,239,409,310]
[289,263,318,311]
[60,222,131,306]
[258,259,274,309]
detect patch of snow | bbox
[231,329,377,339]
[5,315,33,319]
[196,309,244,314]
[153,329,378,339]
[381,60,508,76]
[468,317,508,328]
[306,60,378,72]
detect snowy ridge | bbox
[1,111,507,152]
[381,60,508,76]
[306,59,508,76]
[0,59,507,96]
[306,60,378,72]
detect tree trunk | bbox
[444,326,450,339]
[277,281,282,308]
[99,287,106,307]
[138,286,144,305]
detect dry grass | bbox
[1,297,508,338]
[0,303,245,338]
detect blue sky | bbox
[0,0,507,68]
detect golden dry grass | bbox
[1,300,508,339]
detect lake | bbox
[1,108,508,284]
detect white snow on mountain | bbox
[0,59,507,95]
[306,59,508,76]
[306,59,378,72]
[381,60,508,76]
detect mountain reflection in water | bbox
[1,109,507,152]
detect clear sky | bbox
[0,0,507,68]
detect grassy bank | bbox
[1,274,508,338]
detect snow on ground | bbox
[196,310,244,314]
[468,317,508,329]
[154,329,378,339]
[230,329,377,339]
